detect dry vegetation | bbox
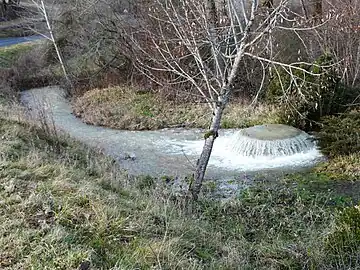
[0,102,359,269]
[1,0,360,267]
[72,86,282,130]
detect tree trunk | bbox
[263,0,273,9]
[191,97,226,200]
[1,0,19,20]
[40,0,72,90]
[300,0,308,19]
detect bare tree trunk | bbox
[38,0,72,89]
[0,3,5,18]
[191,93,228,199]
[300,0,308,19]
[1,0,19,19]
[263,0,273,8]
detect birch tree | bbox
[28,0,71,87]
[120,0,324,199]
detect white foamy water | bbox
[162,135,323,172]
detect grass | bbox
[0,18,30,38]
[0,42,35,68]
[315,153,360,180]
[72,86,282,130]
[1,102,360,269]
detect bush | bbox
[267,54,359,130]
[317,110,360,157]
[0,42,59,97]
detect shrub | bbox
[317,110,360,157]
[267,54,358,130]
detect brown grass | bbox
[315,153,360,180]
[72,86,282,130]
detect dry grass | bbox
[72,86,282,130]
[0,101,359,269]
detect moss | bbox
[204,130,218,139]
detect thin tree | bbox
[28,0,72,88]
[122,0,324,200]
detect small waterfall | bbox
[159,124,322,171]
[227,124,316,157]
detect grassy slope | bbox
[0,43,34,68]
[1,108,360,269]
[72,86,282,130]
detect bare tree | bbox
[116,0,324,199]
[27,0,71,88]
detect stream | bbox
[20,86,323,190]
[0,35,43,47]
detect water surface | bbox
[20,86,323,183]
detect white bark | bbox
[30,0,72,88]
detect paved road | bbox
[0,35,43,47]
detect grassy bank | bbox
[0,42,35,68]
[1,103,359,269]
[72,86,282,130]
[0,18,31,38]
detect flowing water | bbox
[20,86,323,187]
[228,124,316,157]
[0,35,43,47]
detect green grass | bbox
[0,105,359,269]
[72,86,282,130]
[0,43,35,68]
